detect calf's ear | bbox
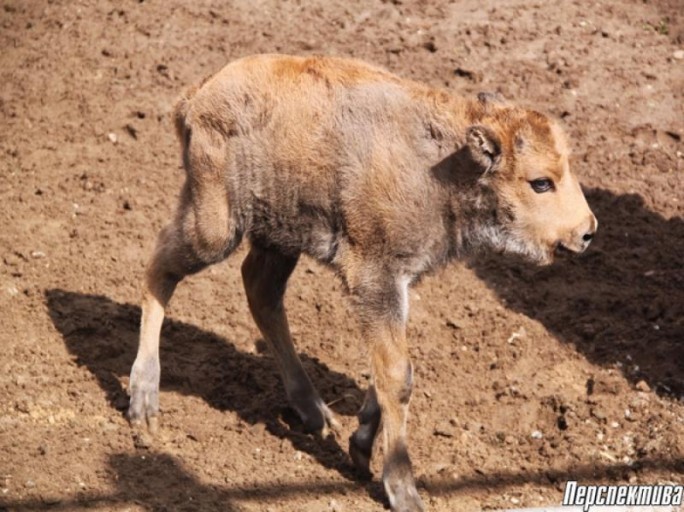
[466,125,501,173]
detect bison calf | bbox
[129,54,597,511]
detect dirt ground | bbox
[1,0,683,511]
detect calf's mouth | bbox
[554,241,581,257]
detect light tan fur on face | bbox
[482,109,597,263]
[128,54,597,512]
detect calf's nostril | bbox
[582,232,594,242]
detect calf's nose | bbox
[579,214,598,249]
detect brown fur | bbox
[128,54,597,512]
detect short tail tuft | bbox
[173,84,199,145]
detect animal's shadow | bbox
[4,449,682,510]
[45,289,364,480]
[468,187,683,399]
[45,186,682,494]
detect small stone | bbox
[434,420,456,438]
[673,50,684,60]
[132,431,152,449]
[103,421,118,432]
[432,463,449,474]
[507,327,526,344]
[3,253,23,266]
[591,408,606,421]
[445,319,462,330]
[30,251,45,259]
[635,380,650,392]
[15,399,30,413]
[107,132,118,144]
[531,430,543,439]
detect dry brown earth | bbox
[0,0,682,511]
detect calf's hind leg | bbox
[129,120,240,430]
[349,385,380,478]
[241,245,339,436]
[128,220,189,432]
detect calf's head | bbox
[467,108,597,265]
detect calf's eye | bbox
[529,178,554,193]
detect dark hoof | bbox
[291,394,340,438]
[349,432,373,480]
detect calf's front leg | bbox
[351,277,423,512]
[372,321,422,512]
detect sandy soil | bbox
[1,0,682,510]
